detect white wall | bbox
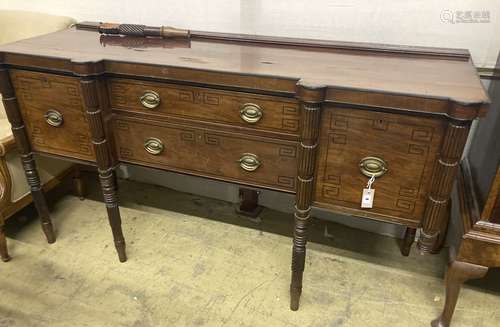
[0,0,499,68]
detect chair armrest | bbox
[0,135,15,157]
[0,145,12,214]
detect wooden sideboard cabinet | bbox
[0,22,489,311]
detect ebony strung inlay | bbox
[0,21,489,315]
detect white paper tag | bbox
[361,188,375,208]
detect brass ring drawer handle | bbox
[359,156,388,178]
[140,90,161,109]
[238,153,261,172]
[144,137,164,155]
[240,103,262,124]
[44,109,63,127]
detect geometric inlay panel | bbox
[278,176,295,188]
[408,144,429,156]
[322,185,340,199]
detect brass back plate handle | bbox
[240,103,263,124]
[359,156,388,178]
[144,137,164,155]
[44,109,63,127]
[238,153,261,172]
[140,90,161,109]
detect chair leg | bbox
[431,260,488,327]
[0,216,11,262]
[400,227,416,256]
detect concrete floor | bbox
[1,177,500,327]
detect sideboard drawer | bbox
[9,70,95,161]
[113,118,298,191]
[108,78,300,135]
[314,107,446,223]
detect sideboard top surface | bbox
[0,25,489,109]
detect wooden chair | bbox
[432,76,500,326]
[0,10,77,261]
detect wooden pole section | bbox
[80,76,127,262]
[290,82,325,310]
[0,67,56,244]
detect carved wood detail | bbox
[418,120,470,253]
[0,67,55,244]
[290,84,325,311]
[80,77,126,262]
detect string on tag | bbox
[366,174,375,189]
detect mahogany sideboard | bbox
[0,22,489,311]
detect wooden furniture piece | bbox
[432,77,500,327]
[0,10,77,261]
[0,137,83,262]
[0,22,489,310]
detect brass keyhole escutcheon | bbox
[44,109,63,127]
[144,137,164,155]
[140,90,161,109]
[240,103,263,124]
[359,156,388,178]
[238,153,261,172]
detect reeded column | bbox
[418,119,470,253]
[290,83,325,311]
[0,67,56,244]
[80,78,127,262]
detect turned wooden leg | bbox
[72,166,86,200]
[290,84,325,311]
[431,260,488,327]
[0,68,55,244]
[80,77,127,263]
[23,155,56,244]
[433,202,452,254]
[99,169,126,262]
[290,208,311,310]
[0,216,11,262]
[400,227,416,256]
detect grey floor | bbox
[1,176,499,327]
